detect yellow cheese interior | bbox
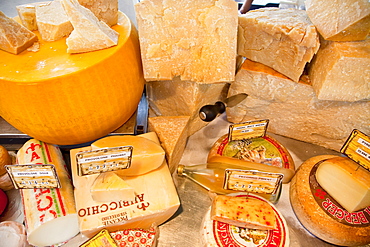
[316,157,370,212]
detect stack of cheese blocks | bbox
[227,0,370,152]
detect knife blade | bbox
[199,93,248,122]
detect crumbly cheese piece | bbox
[316,157,370,213]
[0,11,38,54]
[36,0,73,41]
[148,116,190,173]
[91,134,165,176]
[78,0,118,26]
[309,38,370,102]
[135,0,238,83]
[211,195,277,230]
[147,77,229,137]
[90,171,136,202]
[226,59,370,152]
[238,7,320,82]
[16,1,50,31]
[61,0,119,53]
[306,0,370,41]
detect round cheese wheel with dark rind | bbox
[290,155,370,246]
[207,134,295,183]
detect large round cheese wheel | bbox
[207,134,295,183]
[0,13,144,145]
[290,155,370,246]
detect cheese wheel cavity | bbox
[17,139,79,246]
[290,155,370,246]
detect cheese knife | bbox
[199,93,248,122]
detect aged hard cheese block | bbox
[0,11,38,54]
[90,172,136,202]
[78,0,118,26]
[290,155,370,246]
[35,0,73,41]
[211,194,276,230]
[305,0,370,41]
[91,135,165,176]
[226,59,370,152]
[70,133,180,238]
[316,157,370,213]
[16,1,50,31]
[309,38,370,102]
[148,116,190,173]
[61,0,119,53]
[135,0,238,83]
[238,8,319,82]
[17,139,79,247]
[147,78,229,136]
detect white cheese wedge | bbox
[78,0,118,26]
[16,1,50,31]
[61,0,119,53]
[36,0,73,41]
[316,157,370,213]
[91,171,136,202]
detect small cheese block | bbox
[0,145,11,176]
[135,0,238,83]
[91,134,165,176]
[148,116,190,173]
[0,11,38,54]
[91,171,136,202]
[70,133,180,238]
[305,0,370,41]
[17,139,79,247]
[226,59,370,152]
[110,227,158,246]
[309,38,370,102]
[211,195,277,230]
[78,0,118,26]
[316,157,370,213]
[238,7,320,82]
[0,221,28,247]
[16,1,50,31]
[147,78,229,137]
[35,0,73,41]
[61,0,119,53]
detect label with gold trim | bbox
[228,120,269,141]
[341,129,370,171]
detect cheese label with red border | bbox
[310,160,370,227]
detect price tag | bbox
[341,129,370,171]
[77,146,133,176]
[224,169,283,194]
[5,164,61,189]
[80,229,118,247]
[228,119,269,141]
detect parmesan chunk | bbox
[135,0,238,83]
[306,0,370,41]
[61,0,119,53]
[16,1,50,31]
[78,0,118,26]
[309,38,370,102]
[238,7,320,82]
[36,0,73,41]
[0,11,38,54]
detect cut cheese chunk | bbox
[91,171,135,202]
[78,0,118,26]
[17,139,79,247]
[16,1,50,31]
[305,0,370,41]
[135,0,238,83]
[316,157,370,213]
[91,134,165,176]
[0,11,38,54]
[148,116,190,173]
[211,195,277,230]
[238,7,319,82]
[35,0,73,41]
[61,0,119,53]
[147,78,229,137]
[226,59,370,152]
[70,133,180,238]
[309,38,370,102]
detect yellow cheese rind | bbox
[91,135,165,176]
[316,157,370,213]
[0,11,38,54]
